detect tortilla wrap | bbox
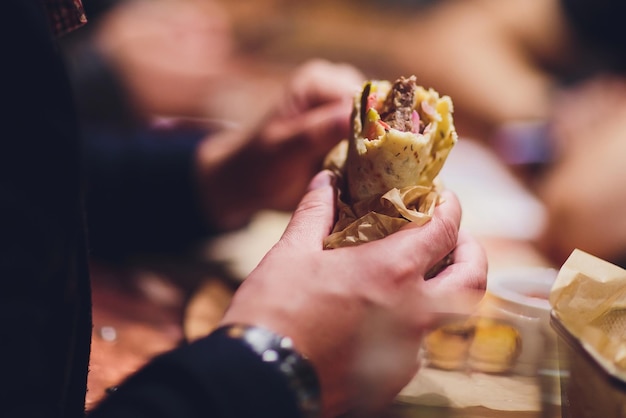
[323,76,457,249]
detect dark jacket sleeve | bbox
[1,1,93,417]
[87,332,302,418]
[81,123,214,260]
[61,31,216,261]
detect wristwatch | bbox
[214,324,321,418]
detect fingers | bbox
[297,102,352,155]
[258,59,362,153]
[277,170,337,250]
[261,100,352,152]
[409,232,487,326]
[422,228,488,294]
[370,191,462,278]
[287,59,365,110]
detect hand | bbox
[196,59,365,230]
[220,170,487,417]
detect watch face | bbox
[216,324,322,418]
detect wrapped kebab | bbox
[323,75,458,249]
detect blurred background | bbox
[214,0,626,270]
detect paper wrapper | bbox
[323,77,457,249]
[550,248,626,380]
[397,367,541,411]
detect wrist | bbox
[213,324,321,418]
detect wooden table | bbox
[85,257,236,411]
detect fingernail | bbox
[309,170,334,190]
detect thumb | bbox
[277,170,337,250]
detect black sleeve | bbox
[87,332,302,418]
[61,31,217,261]
[1,1,93,417]
[82,123,215,260]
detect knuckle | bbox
[435,214,459,252]
[468,264,488,291]
[381,250,421,283]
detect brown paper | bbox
[324,140,442,248]
[550,248,626,380]
[323,140,445,249]
[397,367,540,411]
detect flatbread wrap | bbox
[323,75,458,249]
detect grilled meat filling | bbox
[380,76,418,133]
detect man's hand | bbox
[196,59,364,231]
[221,170,487,417]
